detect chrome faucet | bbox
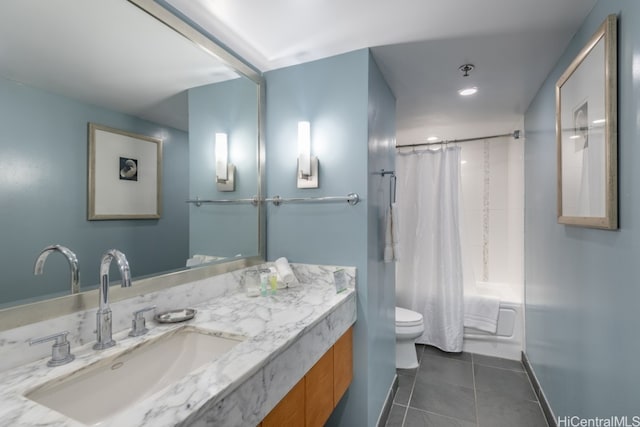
[34,245,80,294]
[94,249,132,350]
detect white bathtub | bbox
[462,282,523,361]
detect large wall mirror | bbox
[0,0,265,324]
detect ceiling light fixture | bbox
[457,63,478,96]
[458,64,475,76]
[458,87,478,96]
[427,136,439,142]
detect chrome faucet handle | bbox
[129,305,156,337]
[29,331,75,367]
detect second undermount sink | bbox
[25,326,245,425]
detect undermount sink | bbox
[25,326,245,425]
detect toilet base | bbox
[396,339,419,369]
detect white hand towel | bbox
[186,254,224,267]
[275,257,298,287]
[463,294,500,334]
[384,206,394,262]
[391,202,400,261]
[384,204,399,262]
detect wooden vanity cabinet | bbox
[261,326,353,427]
[333,326,353,406]
[305,347,334,426]
[262,378,306,427]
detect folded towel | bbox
[391,202,400,260]
[186,254,225,267]
[464,294,500,333]
[384,204,399,262]
[384,206,394,262]
[275,257,299,287]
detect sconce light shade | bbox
[297,121,318,188]
[215,133,235,192]
[215,133,228,181]
[298,121,311,176]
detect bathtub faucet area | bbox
[94,249,132,350]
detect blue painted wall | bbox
[363,52,397,422]
[265,49,396,426]
[188,78,259,258]
[525,1,640,418]
[0,76,189,306]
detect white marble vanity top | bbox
[0,263,356,426]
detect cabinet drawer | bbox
[333,326,353,405]
[305,348,334,427]
[262,378,305,427]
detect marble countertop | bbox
[0,264,356,426]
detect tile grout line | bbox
[399,374,415,426]
[473,363,526,373]
[407,406,481,425]
[471,353,480,427]
[397,348,419,427]
[400,397,409,426]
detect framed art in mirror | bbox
[556,14,617,229]
[88,123,162,220]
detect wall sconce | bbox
[297,121,318,188]
[215,133,235,192]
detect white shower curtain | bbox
[395,145,464,352]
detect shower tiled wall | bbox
[460,135,524,298]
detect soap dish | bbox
[154,308,197,323]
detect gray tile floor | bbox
[386,345,548,427]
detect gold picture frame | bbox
[556,14,617,229]
[88,123,162,220]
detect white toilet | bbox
[395,306,425,369]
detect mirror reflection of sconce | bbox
[215,133,235,192]
[297,121,319,188]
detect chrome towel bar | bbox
[186,193,360,207]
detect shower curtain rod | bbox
[398,130,520,148]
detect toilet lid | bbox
[396,307,423,326]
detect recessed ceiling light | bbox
[569,135,581,140]
[427,136,439,142]
[458,87,478,96]
[592,119,606,124]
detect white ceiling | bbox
[0,0,238,131]
[167,0,597,143]
[0,1,599,140]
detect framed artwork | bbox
[556,14,617,229]
[88,123,162,220]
